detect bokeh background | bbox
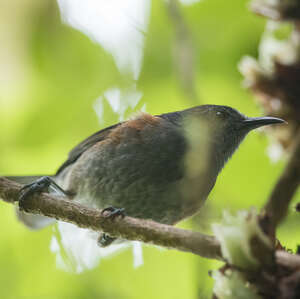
[0,0,299,298]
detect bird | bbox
[9,105,285,248]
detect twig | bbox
[262,130,300,236]
[0,177,222,260]
[276,250,300,270]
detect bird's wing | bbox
[56,123,120,175]
[56,112,183,176]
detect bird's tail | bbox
[6,175,56,230]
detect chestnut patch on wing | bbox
[107,113,161,143]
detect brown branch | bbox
[0,177,222,260]
[276,250,300,270]
[262,130,300,236]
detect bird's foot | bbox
[98,207,125,247]
[19,176,67,210]
[97,233,116,247]
[101,206,126,219]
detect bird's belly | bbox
[71,173,209,225]
[74,174,187,225]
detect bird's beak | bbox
[242,116,286,130]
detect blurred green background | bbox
[0,0,299,298]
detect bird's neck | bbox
[213,134,246,175]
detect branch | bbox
[262,130,300,235]
[276,250,300,270]
[0,177,222,260]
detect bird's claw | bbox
[98,207,125,247]
[101,206,125,219]
[18,176,69,211]
[19,176,52,210]
[97,233,116,247]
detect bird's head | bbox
[179,105,285,172]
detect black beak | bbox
[242,116,286,130]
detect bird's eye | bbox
[216,111,222,117]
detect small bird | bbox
[10,105,284,247]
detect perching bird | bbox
[9,105,284,248]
